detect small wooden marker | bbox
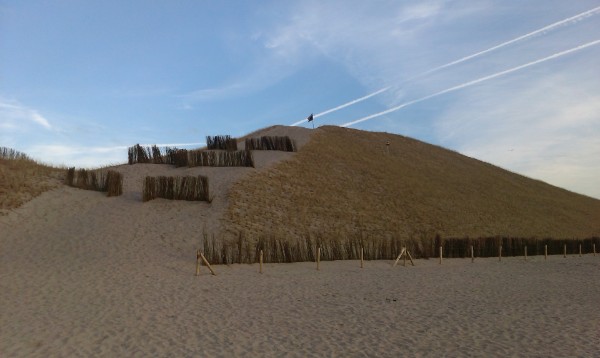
[439,246,443,265]
[406,249,415,266]
[393,248,405,268]
[392,248,415,267]
[579,244,582,257]
[544,245,548,261]
[471,245,474,263]
[524,246,527,261]
[317,247,321,271]
[259,250,263,274]
[195,249,201,276]
[499,245,502,262]
[200,252,216,276]
[360,247,364,268]
[563,244,567,258]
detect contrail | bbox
[341,40,600,128]
[293,6,600,126]
[411,6,600,80]
[291,87,389,126]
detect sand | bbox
[2,197,599,358]
[2,125,599,356]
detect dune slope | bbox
[226,126,600,240]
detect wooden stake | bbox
[471,245,474,263]
[524,246,527,261]
[393,248,405,268]
[439,246,442,265]
[403,247,407,267]
[259,250,263,274]
[544,245,548,261]
[579,244,582,257]
[406,249,415,266]
[563,244,567,258]
[594,244,596,256]
[195,249,201,276]
[317,247,321,271]
[499,245,502,262]
[360,247,364,268]
[200,252,216,275]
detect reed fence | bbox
[128,144,182,165]
[206,135,238,151]
[199,233,600,265]
[143,175,209,202]
[64,167,123,196]
[245,136,296,152]
[188,150,254,167]
[0,147,30,160]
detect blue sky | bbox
[1,1,599,198]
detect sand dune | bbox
[2,125,599,356]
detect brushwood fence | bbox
[128,144,182,165]
[188,150,254,167]
[198,233,600,265]
[143,175,209,202]
[64,168,123,197]
[127,144,252,167]
[0,147,30,160]
[167,148,188,167]
[245,136,296,152]
[206,135,237,150]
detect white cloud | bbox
[0,98,52,130]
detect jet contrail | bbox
[291,87,389,126]
[293,6,600,126]
[341,40,600,128]
[411,6,600,80]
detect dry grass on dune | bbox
[0,148,63,214]
[225,126,600,242]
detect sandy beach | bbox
[2,191,599,357]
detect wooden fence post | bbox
[524,246,527,261]
[471,245,474,263]
[545,245,548,261]
[200,252,216,275]
[579,244,582,257]
[499,245,502,262]
[259,250,263,274]
[563,244,567,258]
[195,249,201,276]
[393,248,404,268]
[594,243,596,256]
[439,246,442,265]
[360,247,364,268]
[317,247,321,271]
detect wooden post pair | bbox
[195,249,216,276]
[392,247,414,267]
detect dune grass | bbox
[225,126,600,246]
[0,147,63,214]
